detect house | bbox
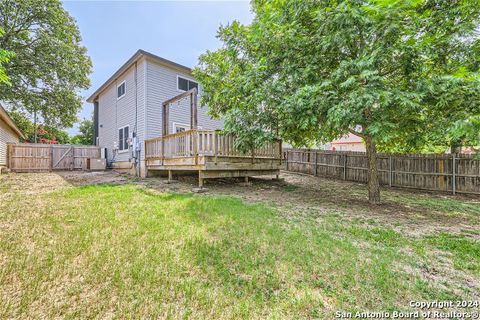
[327,133,365,152]
[87,50,224,177]
[0,105,25,170]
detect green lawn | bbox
[1,177,479,319]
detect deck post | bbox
[191,89,198,165]
[168,170,173,182]
[244,176,249,183]
[193,131,198,164]
[198,170,204,188]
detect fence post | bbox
[314,151,318,176]
[7,144,12,170]
[389,156,392,187]
[452,153,456,195]
[286,150,289,171]
[213,132,218,164]
[343,153,347,180]
[49,145,53,172]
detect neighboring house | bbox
[327,133,365,152]
[0,105,25,170]
[87,50,223,177]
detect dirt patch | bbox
[142,172,480,238]
[2,170,479,239]
[57,171,130,186]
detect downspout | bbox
[134,61,140,177]
[93,101,99,145]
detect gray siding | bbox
[96,55,222,165]
[97,58,146,163]
[0,118,20,166]
[145,59,223,141]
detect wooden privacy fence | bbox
[7,143,101,172]
[285,149,480,195]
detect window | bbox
[177,76,198,92]
[173,123,198,133]
[117,81,126,99]
[174,123,188,133]
[118,126,129,151]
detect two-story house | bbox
[87,50,223,177]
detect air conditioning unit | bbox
[89,158,106,171]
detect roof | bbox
[0,104,25,139]
[87,49,193,103]
[331,133,363,144]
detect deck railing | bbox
[145,129,282,161]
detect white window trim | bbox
[172,122,190,133]
[176,75,199,93]
[172,122,203,133]
[117,81,126,100]
[118,125,130,153]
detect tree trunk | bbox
[364,135,381,204]
[450,140,462,154]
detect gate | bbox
[7,143,101,172]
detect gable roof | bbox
[87,49,193,103]
[0,104,25,139]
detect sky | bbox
[63,0,252,134]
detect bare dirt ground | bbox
[2,170,479,239]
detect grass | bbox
[1,179,479,319]
[425,233,480,275]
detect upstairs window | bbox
[117,81,126,99]
[177,76,198,92]
[118,126,129,151]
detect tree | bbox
[8,110,70,144]
[0,27,14,84]
[0,0,92,128]
[194,0,480,204]
[70,117,93,145]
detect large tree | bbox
[8,110,71,144]
[0,0,92,127]
[194,0,480,204]
[70,116,93,145]
[0,27,14,85]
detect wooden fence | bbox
[7,143,101,172]
[285,149,480,195]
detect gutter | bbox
[0,106,25,139]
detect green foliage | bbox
[0,0,92,128]
[194,0,480,151]
[8,110,70,144]
[0,27,14,85]
[70,116,93,145]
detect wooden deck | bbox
[145,129,282,186]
